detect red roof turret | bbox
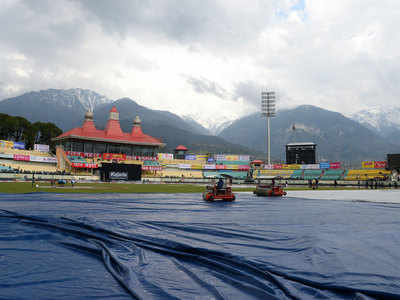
[105,106,123,137]
[251,160,264,164]
[175,145,188,151]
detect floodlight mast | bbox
[261,90,276,165]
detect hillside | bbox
[218,105,398,162]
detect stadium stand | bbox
[0,147,53,157]
[320,169,344,180]
[159,169,203,178]
[254,169,294,179]
[290,170,304,179]
[0,163,15,173]
[303,170,323,180]
[345,169,391,180]
[215,161,250,165]
[0,159,58,173]
[203,171,248,179]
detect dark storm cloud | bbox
[186,76,227,99]
[0,1,86,63]
[76,0,273,48]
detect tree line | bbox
[0,113,62,152]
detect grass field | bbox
[0,181,375,194]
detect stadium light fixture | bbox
[261,90,276,165]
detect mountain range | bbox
[218,105,399,163]
[0,89,254,154]
[0,88,399,162]
[349,106,400,144]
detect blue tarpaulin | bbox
[1,192,400,299]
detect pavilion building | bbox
[53,106,164,158]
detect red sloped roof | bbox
[175,145,188,151]
[251,160,264,164]
[55,125,163,145]
[54,109,163,146]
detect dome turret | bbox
[84,110,94,120]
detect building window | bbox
[120,145,131,155]
[94,143,106,154]
[84,142,94,153]
[72,142,84,152]
[108,144,120,154]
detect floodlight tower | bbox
[261,90,276,165]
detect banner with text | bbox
[178,164,191,169]
[142,166,162,171]
[13,154,30,161]
[238,165,250,171]
[71,162,98,168]
[30,156,57,163]
[158,153,172,160]
[204,164,216,169]
[66,151,101,158]
[329,162,341,169]
[185,154,197,160]
[0,153,13,159]
[0,140,14,148]
[239,155,250,161]
[263,164,274,170]
[301,164,320,170]
[34,144,49,152]
[13,142,25,150]
[319,162,330,169]
[374,161,387,169]
[102,153,127,161]
[362,161,374,169]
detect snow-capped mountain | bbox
[60,88,112,111]
[349,106,400,143]
[0,88,112,130]
[182,113,237,135]
[208,119,235,135]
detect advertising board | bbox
[0,140,14,148]
[362,161,374,169]
[110,171,128,180]
[30,156,57,163]
[102,153,127,161]
[0,153,13,159]
[329,162,341,169]
[185,154,197,160]
[142,166,162,171]
[158,153,174,160]
[178,164,191,169]
[239,155,250,161]
[374,161,387,169]
[13,154,30,161]
[204,164,216,169]
[34,144,49,152]
[71,162,98,168]
[238,165,250,170]
[319,162,330,169]
[13,142,25,150]
[214,154,226,161]
[301,164,320,169]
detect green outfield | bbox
[0,181,373,194]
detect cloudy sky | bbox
[1,0,399,128]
